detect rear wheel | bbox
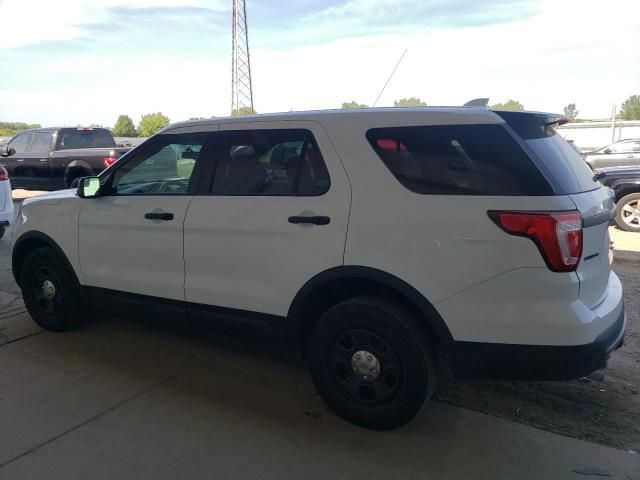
[20,247,84,331]
[615,193,640,232]
[307,296,438,430]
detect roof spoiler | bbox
[463,98,489,107]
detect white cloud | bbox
[0,0,637,124]
[0,0,224,48]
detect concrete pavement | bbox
[1,290,639,480]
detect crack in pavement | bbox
[0,368,193,470]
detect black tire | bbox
[307,296,438,430]
[20,247,84,331]
[615,193,640,232]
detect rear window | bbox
[366,124,552,196]
[496,111,598,194]
[57,129,116,150]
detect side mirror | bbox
[0,144,16,157]
[77,177,101,199]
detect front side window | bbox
[367,124,552,196]
[9,133,31,154]
[110,133,207,195]
[211,129,330,196]
[30,132,52,153]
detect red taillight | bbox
[103,156,117,168]
[0,166,8,181]
[489,210,583,272]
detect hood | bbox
[22,189,77,207]
[596,165,640,176]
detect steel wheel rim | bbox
[622,200,640,226]
[31,266,63,315]
[329,329,404,405]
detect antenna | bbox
[372,49,408,107]
[231,0,254,114]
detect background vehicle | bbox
[597,165,640,232]
[585,138,640,169]
[11,108,625,430]
[0,166,14,239]
[0,127,130,190]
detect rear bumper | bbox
[449,305,626,380]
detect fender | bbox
[64,159,95,177]
[286,266,454,353]
[611,179,640,198]
[12,231,83,297]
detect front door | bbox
[183,121,351,321]
[1,132,32,187]
[78,131,213,309]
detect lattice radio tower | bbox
[231,0,254,114]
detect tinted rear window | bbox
[57,129,116,150]
[496,111,598,194]
[366,124,552,196]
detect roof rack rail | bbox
[463,98,489,107]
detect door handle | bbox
[288,215,330,225]
[15,159,24,162]
[145,212,174,221]
[628,155,634,159]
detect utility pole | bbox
[231,0,254,115]
[611,104,617,142]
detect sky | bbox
[0,0,638,127]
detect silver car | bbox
[585,138,640,169]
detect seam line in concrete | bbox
[0,330,45,348]
[0,368,191,469]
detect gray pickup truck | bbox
[0,127,130,190]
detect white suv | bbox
[11,108,625,429]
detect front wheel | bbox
[20,247,84,331]
[307,296,438,430]
[615,193,640,232]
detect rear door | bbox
[183,121,351,320]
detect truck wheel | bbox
[307,296,438,430]
[20,247,84,331]
[615,193,640,232]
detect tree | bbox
[231,107,256,116]
[341,101,369,109]
[563,103,579,120]
[113,115,137,136]
[137,112,170,136]
[0,121,41,137]
[393,97,427,107]
[620,95,640,120]
[490,99,524,111]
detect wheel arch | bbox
[12,231,81,291]
[286,266,453,357]
[64,160,95,186]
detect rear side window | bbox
[57,129,116,150]
[211,129,330,196]
[496,111,598,194]
[366,124,552,196]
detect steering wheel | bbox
[158,179,187,193]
